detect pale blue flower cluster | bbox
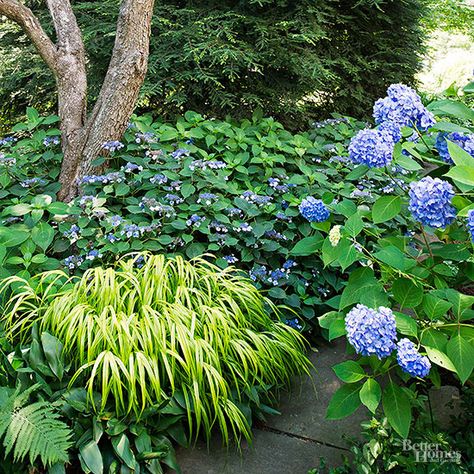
[396,339,431,378]
[373,84,435,130]
[20,177,47,188]
[43,136,60,147]
[299,197,330,222]
[378,121,402,143]
[435,132,474,164]
[150,173,168,185]
[345,304,397,359]
[467,209,474,243]
[102,140,124,152]
[79,172,123,185]
[348,128,395,168]
[408,177,456,228]
[223,255,239,264]
[241,191,273,207]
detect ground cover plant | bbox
[0,253,309,472]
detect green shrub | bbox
[2,253,310,442]
[0,0,426,128]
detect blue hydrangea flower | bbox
[373,84,435,130]
[378,121,402,143]
[435,132,474,164]
[102,140,124,152]
[150,173,168,185]
[20,177,47,188]
[64,255,83,270]
[408,177,456,228]
[299,197,330,222]
[171,148,190,159]
[348,128,395,168]
[110,215,123,227]
[43,136,60,147]
[223,255,238,264]
[467,209,474,243]
[345,305,397,359]
[396,338,431,378]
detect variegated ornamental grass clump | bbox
[1,253,310,443]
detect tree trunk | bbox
[0,0,156,202]
[58,0,155,201]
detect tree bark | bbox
[58,0,156,201]
[0,0,156,202]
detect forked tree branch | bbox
[0,0,58,73]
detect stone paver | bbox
[171,339,368,474]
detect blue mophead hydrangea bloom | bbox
[299,197,330,222]
[408,177,456,229]
[348,128,395,168]
[373,84,435,131]
[396,338,431,378]
[435,132,474,164]
[345,304,397,359]
[467,209,474,243]
[378,121,402,143]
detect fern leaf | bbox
[1,399,72,467]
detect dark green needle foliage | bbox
[0,0,425,128]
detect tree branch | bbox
[0,0,58,73]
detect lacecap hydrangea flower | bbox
[408,177,456,229]
[373,84,435,131]
[345,304,397,359]
[435,132,474,164]
[467,209,474,243]
[396,338,431,378]
[348,128,395,168]
[299,197,330,222]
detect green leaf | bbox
[425,347,456,372]
[383,382,411,438]
[445,165,474,187]
[394,312,418,337]
[290,233,324,256]
[158,129,179,141]
[372,196,401,224]
[181,183,195,198]
[345,213,364,238]
[431,100,474,121]
[32,222,55,251]
[326,383,362,420]
[328,319,346,341]
[333,361,365,383]
[4,204,32,216]
[392,278,423,308]
[422,294,452,320]
[79,441,103,474]
[446,141,474,167]
[41,332,64,381]
[429,122,472,134]
[374,247,415,272]
[111,434,136,469]
[0,228,29,247]
[421,329,448,352]
[446,335,474,385]
[360,379,381,413]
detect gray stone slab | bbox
[428,385,462,430]
[266,340,368,447]
[172,340,368,473]
[173,429,349,474]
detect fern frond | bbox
[0,393,72,467]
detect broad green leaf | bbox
[422,294,452,320]
[111,434,136,469]
[290,233,324,256]
[339,267,388,309]
[329,319,346,341]
[0,228,29,247]
[383,382,411,438]
[41,332,64,381]
[32,222,55,251]
[446,335,474,385]
[4,204,31,216]
[446,141,474,167]
[344,213,364,238]
[394,312,418,337]
[372,196,401,224]
[374,247,415,272]
[430,99,474,121]
[326,383,362,420]
[421,329,448,352]
[360,379,381,413]
[429,122,472,134]
[333,361,366,383]
[425,347,456,372]
[79,441,103,474]
[392,278,423,308]
[444,165,474,187]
